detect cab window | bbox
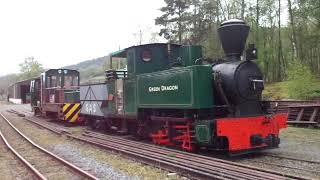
[64,75,79,88]
[46,75,61,88]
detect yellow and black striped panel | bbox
[63,103,81,123]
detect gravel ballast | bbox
[1,104,179,179]
[51,144,134,180]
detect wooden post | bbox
[295,108,304,122]
[309,107,318,122]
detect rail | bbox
[0,112,97,180]
[67,130,309,180]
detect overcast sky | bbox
[0,0,289,76]
[0,0,165,76]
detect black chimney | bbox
[218,19,250,59]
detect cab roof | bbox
[109,43,181,58]
[45,69,79,75]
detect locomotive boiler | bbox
[79,19,287,155]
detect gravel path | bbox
[269,127,320,161]
[233,127,320,179]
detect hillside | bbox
[63,56,109,83]
[0,55,109,94]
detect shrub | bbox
[286,61,320,99]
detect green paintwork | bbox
[107,82,116,114]
[124,79,137,116]
[64,90,80,103]
[180,45,203,66]
[136,65,214,109]
[107,44,214,117]
[195,120,214,145]
[110,49,126,58]
[126,43,180,76]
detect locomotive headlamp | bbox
[246,44,258,61]
[253,49,257,54]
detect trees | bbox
[287,0,297,60]
[155,0,192,43]
[297,0,320,70]
[286,60,320,99]
[155,0,320,85]
[19,57,44,80]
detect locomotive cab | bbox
[43,69,80,104]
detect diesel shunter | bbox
[30,69,81,123]
[79,19,287,155]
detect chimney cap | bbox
[220,19,246,26]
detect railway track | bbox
[0,112,98,180]
[7,108,70,135]
[7,107,313,179]
[23,116,71,135]
[0,129,39,179]
[68,130,309,180]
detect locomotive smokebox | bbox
[218,19,249,59]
